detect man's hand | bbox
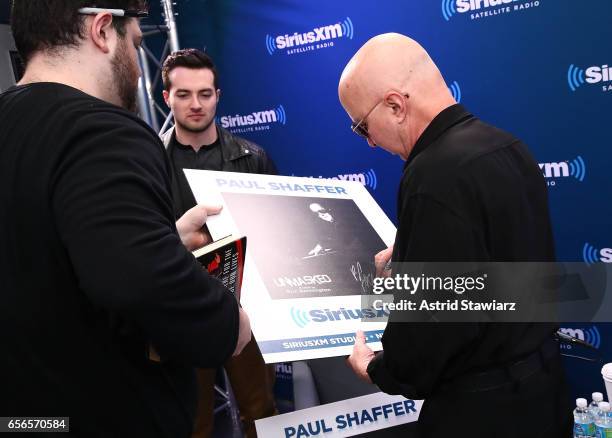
[175,204,222,252]
[374,245,394,277]
[346,330,375,383]
[233,308,252,356]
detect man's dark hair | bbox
[11,1,147,63]
[162,49,219,90]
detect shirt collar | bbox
[171,128,219,152]
[170,132,192,152]
[404,104,473,169]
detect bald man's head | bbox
[339,33,455,159]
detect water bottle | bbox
[575,398,595,438]
[591,392,605,418]
[595,401,612,438]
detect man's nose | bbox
[190,96,202,110]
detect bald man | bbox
[340,34,571,437]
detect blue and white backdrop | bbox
[156,0,612,400]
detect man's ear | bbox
[216,89,221,103]
[162,89,170,107]
[386,92,407,122]
[89,13,116,54]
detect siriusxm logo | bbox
[290,307,389,329]
[275,363,293,374]
[216,105,286,134]
[583,243,612,265]
[448,81,462,103]
[538,155,586,186]
[559,326,601,349]
[442,0,539,21]
[305,169,378,191]
[567,63,612,92]
[265,17,354,56]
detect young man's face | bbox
[163,67,219,134]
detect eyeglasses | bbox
[350,92,409,141]
[78,7,149,18]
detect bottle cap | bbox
[593,392,604,402]
[577,398,588,408]
[599,402,610,412]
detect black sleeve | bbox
[260,149,278,175]
[369,194,482,399]
[52,113,239,368]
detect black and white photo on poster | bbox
[221,193,387,300]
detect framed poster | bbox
[185,170,396,362]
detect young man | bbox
[161,49,277,217]
[0,3,250,436]
[161,49,277,438]
[341,33,572,437]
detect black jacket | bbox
[367,105,571,437]
[0,83,239,437]
[161,125,277,217]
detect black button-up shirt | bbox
[368,104,557,399]
[169,133,222,217]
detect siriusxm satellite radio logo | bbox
[567,63,612,93]
[559,326,601,349]
[265,17,354,56]
[304,168,378,191]
[442,0,540,21]
[538,155,586,187]
[448,81,462,103]
[290,307,389,328]
[216,105,287,135]
[290,308,311,328]
[582,243,612,265]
